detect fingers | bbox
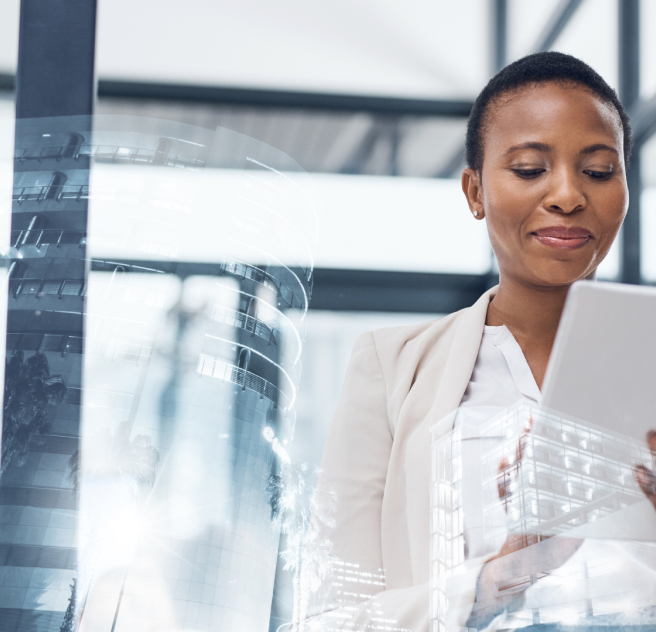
[516,415,533,463]
[497,458,508,508]
[634,465,656,504]
[646,430,656,455]
[497,457,512,511]
[498,417,534,510]
[498,533,540,556]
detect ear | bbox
[461,168,485,219]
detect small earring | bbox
[473,210,480,217]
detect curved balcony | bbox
[196,354,290,410]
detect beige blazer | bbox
[305,287,496,630]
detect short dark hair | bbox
[465,51,632,171]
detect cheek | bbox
[593,186,628,242]
[483,180,535,242]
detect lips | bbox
[531,226,593,250]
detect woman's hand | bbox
[634,431,656,509]
[467,417,583,628]
[468,533,583,629]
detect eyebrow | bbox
[579,143,619,156]
[504,141,619,156]
[504,142,551,155]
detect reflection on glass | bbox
[0,117,316,632]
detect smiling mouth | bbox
[531,226,593,251]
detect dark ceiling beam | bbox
[629,93,656,146]
[310,269,489,313]
[340,123,383,175]
[531,0,585,53]
[0,73,14,92]
[98,80,473,117]
[339,116,401,176]
[0,71,474,117]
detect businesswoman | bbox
[302,52,635,630]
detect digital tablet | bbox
[540,280,656,540]
[542,280,656,442]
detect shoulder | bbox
[341,286,494,425]
[352,288,495,425]
[343,308,467,414]
[366,286,496,371]
[365,307,465,373]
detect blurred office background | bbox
[0,1,655,630]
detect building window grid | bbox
[431,403,653,632]
[480,406,649,540]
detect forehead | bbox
[484,82,623,153]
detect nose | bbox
[542,167,586,214]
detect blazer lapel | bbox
[401,286,496,582]
[430,286,497,435]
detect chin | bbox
[531,261,595,287]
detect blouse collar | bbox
[484,324,542,404]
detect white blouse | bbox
[460,324,541,410]
[457,325,540,561]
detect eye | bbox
[583,170,613,181]
[511,168,546,179]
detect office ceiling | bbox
[0,0,634,99]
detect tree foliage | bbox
[59,577,76,632]
[267,462,337,627]
[2,351,66,474]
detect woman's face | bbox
[462,82,628,287]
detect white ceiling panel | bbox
[0,1,19,73]
[95,0,491,99]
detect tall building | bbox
[0,118,315,632]
[0,117,91,632]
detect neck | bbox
[486,275,570,348]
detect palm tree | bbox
[268,462,337,629]
[59,578,76,632]
[1,350,66,474]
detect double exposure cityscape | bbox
[4,1,656,632]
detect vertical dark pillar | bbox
[619,0,641,284]
[0,1,96,630]
[15,0,97,119]
[493,0,508,73]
